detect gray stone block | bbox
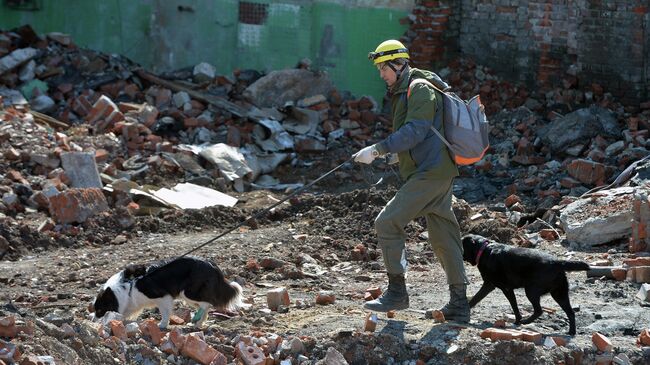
[61,152,103,189]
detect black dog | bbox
[462,234,589,335]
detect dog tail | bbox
[226,281,251,311]
[558,260,590,272]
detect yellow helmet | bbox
[368,40,409,65]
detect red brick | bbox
[4,148,20,160]
[156,141,174,153]
[430,310,445,323]
[37,219,55,232]
[209,352,228,365]
[315,291,336,305]
[48,188,109,224]
[109,320,127,340]
[139,319,163,345]
[86,95,120,125]
[639,329,650,346]
[504,194,521,208]
[365,287,382,300]
[123,83,140,99]
[169,314,184,325]
[592,332,612,352]
[364,313,377,332]
[181,333,221,365]
[72,95,93,117]
[539,229,559,241]
[95,149,109,163]
[611,268,627,281]
[560,177,581,188]
[633,266,650,283]
[567,159,608,186]
[266,287,290,311]
[496,6,516,13]
[0,316,17,338]
[169,328,186,350]
[122,122,140,141]
[623,257,650,267]
[6,169,28,184]
[235,342,266,365]
[552,336,567,346]
[480,328,523,341]
[160,336,179,355]
[518,329,542,344]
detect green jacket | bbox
[375,68,458,181]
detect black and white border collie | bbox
[91,256,247,328]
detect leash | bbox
[178,156,355,258]
[359,155,401,187]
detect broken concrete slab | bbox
[559,187,635,247]
[196,143,252,182]
[61,152,103,188]
[152,183,237,209]
[242,147,290,182]
[192,62,216,83]
[0,47,38,75]
[30,95,55,113]
[318,347,349,365]
[0,87,28,106]
[164,152,205,176]
[541,106,621,154]
[253,119,294,152]
[282,107,322,135]
[637,283,650,302]
[243,69,334,108]
[251,175,303,192]
[29,153,60,169]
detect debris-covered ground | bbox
[1,25,650,365]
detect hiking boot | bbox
[439,284,470,323]
[364,273,409,312]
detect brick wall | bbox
[403,0,650,104]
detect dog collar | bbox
[475,240,489,266]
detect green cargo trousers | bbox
[374,172,468,285]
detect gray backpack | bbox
[408,76,490,165]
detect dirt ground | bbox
[1,169,650,364]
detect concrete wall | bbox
[0,0,411,101]
[404,0,649,104]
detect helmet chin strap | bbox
[386,62,409,89]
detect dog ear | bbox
[123,264,147,280]
[461,236,477,263]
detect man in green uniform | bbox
[353,39,469,322]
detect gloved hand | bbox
[353,144,379,164]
